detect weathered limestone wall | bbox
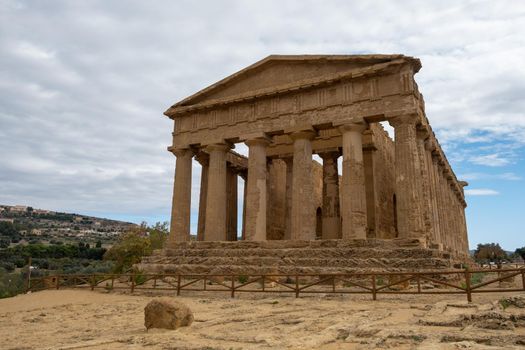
[267,159,286,240]
[369,123,396,239]
[267,159,323,240]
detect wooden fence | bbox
[27,267,525,302]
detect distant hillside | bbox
[0,204,136,248]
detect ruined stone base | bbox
[138,239,470,275]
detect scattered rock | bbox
[144,298,193,330]
[499,296,525,309]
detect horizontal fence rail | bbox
[27,267,525,302]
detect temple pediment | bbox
[166,54,420,117]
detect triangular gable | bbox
[166,54,420,116]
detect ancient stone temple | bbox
[141,55,470,275]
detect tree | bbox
[515,247,525,261]
[104,226,151,273]
[473,243,508,264]
[0,222,18,237]
[149,221,169,250]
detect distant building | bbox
[10,205,28,213]
[0,218,14,223]
[31,229,42,236]
[33,209,50,214]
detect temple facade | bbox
[164,55,469,257]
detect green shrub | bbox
[238,275,248,284]
[0,268,25,299]
[134,270,147,285]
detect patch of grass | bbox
[470,272,485,285]
[411,335,426,342]
[134,271,147,285]
[499,298,512,310]
[238,275,248,284]
[461,272,486,289]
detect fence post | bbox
[262,275,265,292]
[91,274,95,291]
[130,272,135,293]
[464,269,472,303]
[521,270,525,291]
[295,274,299,298]
[416,274,421,294]
[372,274,377,301]
[176,274,181,296]
[332,275,336,293]
[55,275,60,290]
[25,257,32,293]
[231,275,235,298]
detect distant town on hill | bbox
[0,204,136,249]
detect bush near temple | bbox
[473,243,509,264]
[104,222,169,273]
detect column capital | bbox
[195,151,209,166]
[424,138,437,152]
[388,113,420,128]
[205,143,231,153]
[170,147,194,158]
[289,129,316,141]
[245,137,271,148]
[338,122,367,134]
[416,125,430,140]
[317,149,340,160]
[281,156,293,166]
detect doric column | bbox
[389,115,425,240]
[244,137,270,241]
[459,181,469,255]
[436,161,450,250]
[416,127,433,245]
[283,157,293,240]
[226,166,238,241]
[448,180,458,254]
[239,171,247,240]
[318,150,341,239]
[195,152,209,241]
[290,130,316,240]
[204,143,230,241]
[442,169,453,251]
[433,155,446,250]
[339,122,368,240]
[168,148,193,245]
[425,140,442,248]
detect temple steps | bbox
[138,239,462,275]
[155,247,447,259]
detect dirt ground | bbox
[1,289,524,349]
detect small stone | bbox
[144,298,193,330]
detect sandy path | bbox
[1,290,524,349]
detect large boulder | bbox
[144,298,193,330]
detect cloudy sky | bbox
[1,0,524,250]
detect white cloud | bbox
[0,0,524,226]
[470,154,512,167]
[459,172,521,181]
[464,188,500,196]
